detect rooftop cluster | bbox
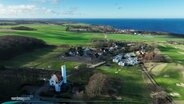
[64,41,152,67]
[113,53,139,66]
[66,25,170,35]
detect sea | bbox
[60,19,184,35]
[1,18,184,35]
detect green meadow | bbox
[1,24,183,69]
[0,23,184,103]
[153,63,184,100]
[158,45,184,64]
[154,45,184,102]
[0,24,183,45]
[98,65,151,103]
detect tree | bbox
[85,73,109,98]
[11,26,36,31]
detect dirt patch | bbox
[145,62,168,75]
[152,63,168,75]
[163,74,170,78]
[178,52,184,55]
[175,100,184,104]
[176,64,184,71]
[176,83,184,88]
[169,92,181,97]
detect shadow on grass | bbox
[154,65,184,100]
[1,46,56,68]
[158,46,184,64]
[15,31,92,41]
[158,46,176,52]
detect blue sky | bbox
[0,0,184,18]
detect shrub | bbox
[11,26,36,31]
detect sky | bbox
[0,0,184,18]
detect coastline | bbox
[65,23,184,37]
[1,19,184,37]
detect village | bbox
[0,21,180,104]
[30,41,160,101]
[63,41,150,63]
[66,24,171,35]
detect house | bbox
[124,53,136,58]
[49,65,67,92]
[49,74,59,86]
[113,54,123,63]
[125,57,138,66]
[118,61,125,66]
[109,47,114,51]
[83,47,92,56]
[113,53,139,67]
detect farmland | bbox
[145,44,184,103]
[98,65,151,103]
[0,23,184,103]
[0,24,183,45]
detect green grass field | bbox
[158,45,184,64]
[0,24,183,45]
[98,65,151,103]
[152,63,184,100]
[0,23,184,103]
[1,46,81,70]
[153,44,184,102]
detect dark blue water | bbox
[63,19,184,35]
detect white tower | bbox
[61,65,67,84]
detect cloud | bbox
[61,7,79,15]
[33,0,62,3]
[0,3,84,18]
[0,4,36,15]
[0,4,59,17]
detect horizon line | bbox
[1,18,184,20]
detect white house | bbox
[49,74,58,86]
[113,53,138,67]
[118,61,125,66]
[49,65,67,92]
[126,57,138,66]
[113,54,123,63]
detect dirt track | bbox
[141,64,174,104]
